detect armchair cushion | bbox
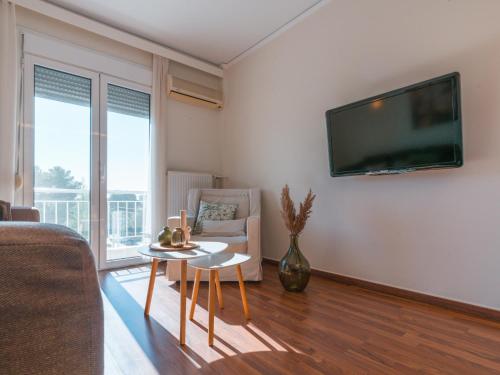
[201,218,246,237]
[188,189,257,220]
[192,200,237,234]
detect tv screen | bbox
[326,73,463,177]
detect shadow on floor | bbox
[100,271,209,374]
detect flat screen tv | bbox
[325,73,463,177]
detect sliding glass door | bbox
[25,56,151,269]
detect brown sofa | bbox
[0,205,103,375]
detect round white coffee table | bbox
[138,241,228,345]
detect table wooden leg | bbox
[208,269,216,346]
[236,264,251,320]
[180,260,187,345]
[215,270,224,309]
[144,258,159,316]
[189,269,202,320]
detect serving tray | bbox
[149,242,200,252]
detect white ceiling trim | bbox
[13,0,224,77]
[223,0,330,69]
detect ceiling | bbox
[46,0,323,66]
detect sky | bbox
[34,97,150,192]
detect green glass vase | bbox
[157,226,172,246]
[278,234,311,292]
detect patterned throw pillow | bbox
[193,201,238,235]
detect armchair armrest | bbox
[167,216,195,228]
[246,215,261,259]
[167,216,180,228]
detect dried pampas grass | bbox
[280,185,316,236]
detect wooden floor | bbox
[99,263,500,375]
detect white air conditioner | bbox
[167,74,223,110]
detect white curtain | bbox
[150,55,169,237]
[0,0,17,202]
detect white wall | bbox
[222,0,500,309]
[166,99,222,174]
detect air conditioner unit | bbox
[167,74,223,110]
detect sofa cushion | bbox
[191,235,248,254]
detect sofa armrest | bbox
[11,206,40,222]
[0,223,103,374]
[167,216,195,228]
[246,215,261,259]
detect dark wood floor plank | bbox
[100,263,500,375]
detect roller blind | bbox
[34,65,150,119]
[107,84,150,119]
[34,65,90,107]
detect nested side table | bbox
[188,252,251,346]
[138,241,228,345]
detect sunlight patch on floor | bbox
[107,266,292,365]
[176,346,203,369]
[245,323,290,352]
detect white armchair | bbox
[165,188,262,281]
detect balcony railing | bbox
[34,188,149,250]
